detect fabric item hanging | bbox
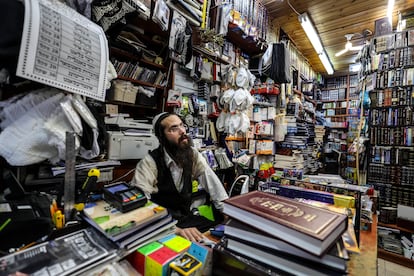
[169,11,193,65]
[0,90,100,165]
[269,43,291,84]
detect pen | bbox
[0,218,11,232]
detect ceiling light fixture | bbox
[298,12,334,75]
[335,34,364,57]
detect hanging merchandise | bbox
[200,59,213,82]
[152,0,170,31]
[169,11,193,65]
[235,67,250,89]
[268,43,291,83]
[214,148,234,170]
[216,111,230,133]
[274,114,287,142]
[0,90,100,165]
[92,0,135,31]
[219,88,234,110]
[221,64,237,87]
[215,3,232,36]
[228,112,250,135]
[167,89,183,107]
[232,149,251,169]
[201,149,219,170]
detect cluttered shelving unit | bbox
[105,14,172,119]
[318,74,363,183]
[356,26,414,267]
[366,30,414,206]
[377,222,414,269]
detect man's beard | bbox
[164,134,194,170]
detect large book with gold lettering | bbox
[223,191,348,256]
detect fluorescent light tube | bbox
[319,52,334,75]
[299,12,334,75]
[299,13,323,54]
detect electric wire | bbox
[110,168,136,184]
[287,0,300,16]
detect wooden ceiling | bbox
[261,0,414,77]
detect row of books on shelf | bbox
[373,67,414,87]
[320,88,347,101]
[325,120,348,128]
[370,145,414,165]
[370,106,414,127]
[373,47,414,70]
[325,76,348,89]
[214,190,358,275]
[349,75,359,87]
[324,108,347,116]
[378,224,414,258]
[322,101,348,109]
[373,188,414,214]
[374,30,414,52]
[349,86,359,98]
[369,126,414,146]
[112,59,166,85]
[370,164,414,187]
[370,87,414,107]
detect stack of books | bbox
[81,200,176,250]
[215,191,350,275]
[0,228,117,276]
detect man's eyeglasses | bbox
[167,123,188,133]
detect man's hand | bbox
[175,227,204,242]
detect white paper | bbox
[17,0,108,101]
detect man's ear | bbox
[158,125,166,145]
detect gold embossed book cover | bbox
[223,191,348,256]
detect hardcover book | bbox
[224,219,348,272]
[223,191,348,256]
[225,238,346,276]
[213,239,283,275]
[117,214,176,249]
[82,200,168,241]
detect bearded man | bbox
[131,112,228,241]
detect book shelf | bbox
[319,74,362,181]
[320,74,359,127]
[377,222,414,269]
[365,31,414,207]
[357,28,414,269]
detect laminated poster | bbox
[17,0,108,101]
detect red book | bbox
[223,191,348,256]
